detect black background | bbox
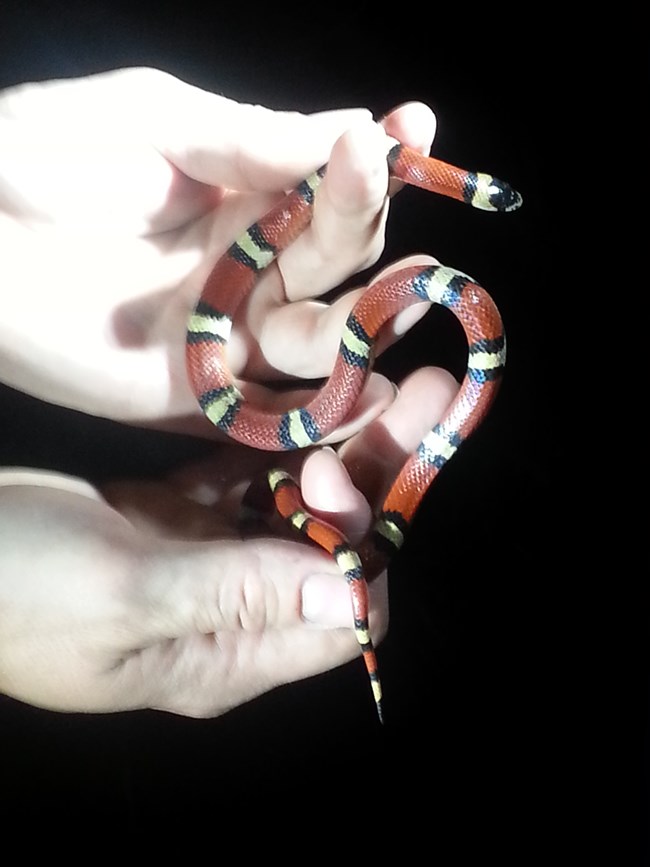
[0,1,566,851]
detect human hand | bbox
[0,67,436,439]
[0,366,457,717]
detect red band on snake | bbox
[186,140,522,723]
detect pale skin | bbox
[0,68,458,718]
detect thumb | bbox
[130,533,388,718]
[136,534,363,641]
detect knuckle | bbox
[229,550,280,633]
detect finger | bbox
[348,253,438,360]
[233,101,438,384]
[132,69,373,191]
[225,119,391,384]
[251,105,436,310]
[274,119,391,303]
[300,447,373,546]
[380,101,438,196]
[339,366,460,511]
[239,254,434,389]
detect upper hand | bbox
[0,67,436,437]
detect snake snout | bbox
[489,178,523,212]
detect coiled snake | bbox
[186,138,522,722]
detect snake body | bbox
[186,140,521,722]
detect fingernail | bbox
[302,574,353,628]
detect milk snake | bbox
[186,138,521,722]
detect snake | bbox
[185,138,522,723]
